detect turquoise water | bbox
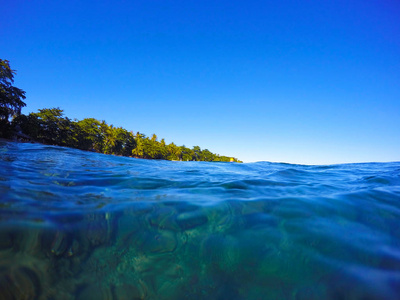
[1,140,400,299]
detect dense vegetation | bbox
[0,59,26,136]
[0,59,241,162]
[12,108,241,162]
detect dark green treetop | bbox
[14,107,242,162]
[0,59,26,121]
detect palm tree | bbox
[101,122,118,154]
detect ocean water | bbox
[0,140,400,300]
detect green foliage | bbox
[0,59,26,137]
[181,146,195,161]
[76,118,103,151]
[14,107,242,162]
[31,108,76,146]
[1,59,242,162]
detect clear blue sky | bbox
[2,0,399,164]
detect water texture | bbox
[0,140,400,299]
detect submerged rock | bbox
[85,213,114,247]
[76,283,113,300]
[176,211,208,230]
[0,267,41,300]
[113,281,148,300]
[50,231,69,256]
[0,230,15,250]
[147,206,179,231]
[131,229,178,255]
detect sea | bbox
[0,140,400,300]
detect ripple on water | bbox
[1,141,400,299]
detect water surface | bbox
[1,140,400,299]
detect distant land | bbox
[0,59,241,162]
[12,107,242,162]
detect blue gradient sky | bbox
[2,0,399,164]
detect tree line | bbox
[0,59,242,162]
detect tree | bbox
[192,146,202,161]
[11,102,243,162]
[31,108,74,146]
[181,146,194,161]
[132,132,145,158]
[201,149,215,161]
[12,113,41,140]
[0,59,26,122]
[101,122,117,154]
[167,142,182,160]
[76,118,103,151]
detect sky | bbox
[1,0,399,164]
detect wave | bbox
[1,141,400,299]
